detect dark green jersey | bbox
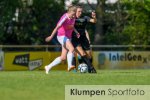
[72,16,90,37]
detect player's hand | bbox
[76,33,80,38]
[45,36,52,42]
[91,11,96,18]
[89,41,91,45]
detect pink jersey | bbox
[57,13,75,39]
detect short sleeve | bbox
[57,15,67,26]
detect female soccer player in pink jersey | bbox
[44,6,77,74]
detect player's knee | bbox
[80,52,86,56]
[69,49,75,53]
[87,54,92,58]
[73,52,76,55]
[60,56,67,61]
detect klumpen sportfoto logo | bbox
[65,85,150,100]
[13,54,43,70]
[98,52,150,64]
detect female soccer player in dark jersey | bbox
[72,6,97,73]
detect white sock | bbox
[67,52,74,69]
[47,57,61,70]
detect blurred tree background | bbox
[0,0,65,45]
[0,0,149,45]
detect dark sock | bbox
[89,57,93,63]
[78,55,83,64]
[81,56,94,73]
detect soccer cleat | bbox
[90,67,97,73]
[45,66,49,74]
[72,69,77,73]
[88,66,97,73]
[68,65,76,72]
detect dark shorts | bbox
[71,36,90,50]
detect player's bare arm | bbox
[45,25,61,42]
[74,28,80,38]
[85,29,91,44]
[89,11,97,23]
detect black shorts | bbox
[71,36,90,50]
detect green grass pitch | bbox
[0,70,150,100]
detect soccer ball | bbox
[78,63,88,73]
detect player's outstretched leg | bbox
[66,40,76,71]
[45,57,62,74]
[67,52,76,71]
[72,56,77,71]
[75,46,96,73]
[81,55,97,73]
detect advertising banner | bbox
[4,52,67,71]
[93,51,150,69]
[0,51,4,71]
[4,51,150,70]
